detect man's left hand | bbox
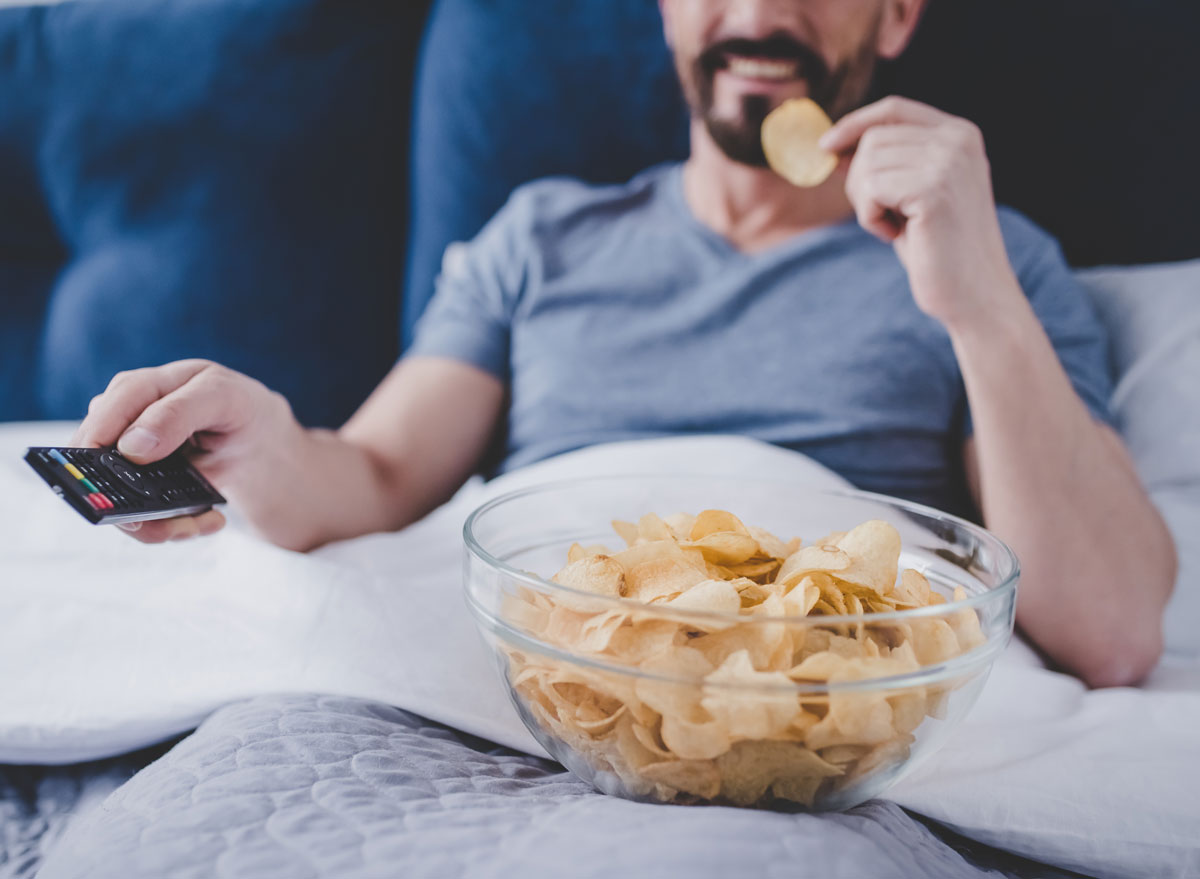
[820,96,1020,332]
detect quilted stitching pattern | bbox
[0,742,176,879]
[36,695,1075,879]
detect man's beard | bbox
[685,32,879,168]
[704,93,775,168]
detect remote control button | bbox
[104,457,154,497]
[49,449,69,466]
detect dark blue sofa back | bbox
[0,0,427,425]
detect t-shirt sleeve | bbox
[405,189,533,381]
[963,211,1116,436]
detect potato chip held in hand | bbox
[761,97,839,188]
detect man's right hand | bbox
[71,359,298,544]
[71,355,506,551]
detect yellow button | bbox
[64,462,85,481]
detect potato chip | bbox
[634,646,713,720]
[722,558,783,581]
[663,578,742,615]
[504,508,987,809]
[606,619,684,664]
[689,509,751,540]
[630,721,672,758]
[908,618,960,665]
[893,568,932,606]
[612,713,666,772]
[948,585,986,652]
[842,737,913,787]
[663,512,697,540]
[747,525,795,561]
[701,651,797,739]
[660,713,732,761]
[502,588,551,633]
[640,759,722,800]
[782,575,823,617]
[611,520,640,548]
[777,544,851,588]
[683,532,761,565]
[613,541,708,602]
[552,555,626,597]
[818,744,870,766]
[761,97,839,188]
[716,740,842,806]
[699,609,791,668]
[834,520,902,593]
[574,609,628,653]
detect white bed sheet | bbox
[1,422,1197,879]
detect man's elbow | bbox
[1079,624,1164,689]
[1080,561,1171,691]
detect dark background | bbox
[879,0,1200,267]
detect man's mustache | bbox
[697,33,831,89]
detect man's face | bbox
[662,0,901,168]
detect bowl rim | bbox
[462,475,1020,627]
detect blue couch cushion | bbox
[403,0,688,346]
[404,0,1200,343]
[0,0,429,426]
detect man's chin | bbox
[704,117,771,168]
[703,94,773,168]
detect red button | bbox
[86,494,103,510]
[98,494,114,510]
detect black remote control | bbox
[24,446,226,525]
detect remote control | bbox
[24,446,226,526]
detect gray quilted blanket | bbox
[0,741,176,879]
[32,695,1082,879]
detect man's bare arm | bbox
[73,356,505,551]
[959,311,1175,688]
[823,96,1176,686]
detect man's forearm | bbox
[948,278,1175,686]
[218,426,417,553]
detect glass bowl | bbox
[463,476,1018,811]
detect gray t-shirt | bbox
[410,163,1113,516]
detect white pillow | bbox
[1078,260,1200,655]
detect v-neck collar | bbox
[661,163,861,263]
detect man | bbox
[74,0,1174,687]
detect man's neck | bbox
[681,119,855,253]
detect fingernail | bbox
[818,131,835,150]
[117,521,143,532]
[118,426,158,458]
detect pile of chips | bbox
[501,511,987,808]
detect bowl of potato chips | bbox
[464,476,1018,811]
